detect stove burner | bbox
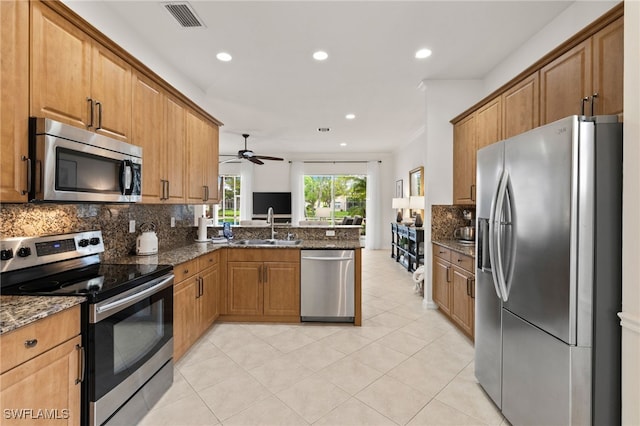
[18,281,61,292]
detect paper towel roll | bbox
[197,216,208,241]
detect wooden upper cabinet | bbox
[31,2,92,129]
[476,97,502,150]
[453,114,476,205]
[592,16,623,117]
[90,46,132,141]
[540,39,592,124]
[132,73,165,202]
[186,111,219,203]
[204,121,220,203]
[1,0,29,202]
[502,72,540,139]
[31,1,131,142]
[165,98,187,203]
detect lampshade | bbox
[409,196,425,210]
[392,198,409,209]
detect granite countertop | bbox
[0,296,85,335]
[432,239,476,258]
[113,240,363,267]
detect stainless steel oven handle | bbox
[94,274,174,318]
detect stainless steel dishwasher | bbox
[300,249,355,322]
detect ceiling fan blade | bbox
[252,155,284,161]
[219,158,240,164]
[248,157,264,165]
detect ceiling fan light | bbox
[415,48,432,59]
[345,113,356,120]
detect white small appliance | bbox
[136,223,158,255]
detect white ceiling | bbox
[67,1,575,159]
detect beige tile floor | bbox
[140,249,507,426]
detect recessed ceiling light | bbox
[216,52,232,62]
[318,127,331,132]
[345,114,356,120]
[415,48,432,59]
[313,51,329,61]
[340,142,347,147]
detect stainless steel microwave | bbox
[28,117,142,203]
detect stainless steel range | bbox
[0,231,174,426]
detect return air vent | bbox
[163,2,205,28]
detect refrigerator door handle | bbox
[494,170,510,302]
[488,171,504,301]
[503,178,517,300]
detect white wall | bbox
[484,1,620,95]
[621,3,640,424]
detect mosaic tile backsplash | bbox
[0,204,362,261]
[0,203,197,261]
[431,205,476,240]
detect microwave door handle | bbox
[120,160,134,195]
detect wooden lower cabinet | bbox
[432,256,451,317]
[0,306,82,425]
[223,249,300,322]
[451,266,475,337]
[173,252,221,361]
[431,244,475,340]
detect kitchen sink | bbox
[230,239,302,246]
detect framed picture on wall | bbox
[395,180,403,197]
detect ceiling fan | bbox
[220,134,284,165]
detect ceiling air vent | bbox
[163,2,205,28]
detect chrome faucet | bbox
[267,207,276,239]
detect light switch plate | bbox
[326,230,336,236]
[129,220,136,233]
[170,217,176,227]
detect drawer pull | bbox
[184,269,189,274]
[439,251,445,254]
[24,339,38,348]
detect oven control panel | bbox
[0,230,104,273]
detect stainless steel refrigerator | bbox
[475,115,622,425]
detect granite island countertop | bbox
[113,239,363,267]
[0,296,85,335]
[432,239,476,258]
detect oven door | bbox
[88,274,173,425]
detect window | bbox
[303,175,366,228]
[201,175,241,225]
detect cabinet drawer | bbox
[452,251,474,273]
[0,305,80,373]
[174,259,198,282]
[198,251,219,271]
[433,245,451,262]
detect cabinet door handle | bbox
[263,265,267,283]
[471,278,475,299]
[580,96,589,116]
[470,184,476,202]
[87,97,94,128]
[166,180,170,199]
[95,101,103,129]
[466,278,470,296]
[202,186,207,202]
[199,277,204,297]
[24,338,38,349]
[446,266,451,283]
[258,265,262,284]
[21,156,32,195]
[590,92,599,116]
[76,345,85,384]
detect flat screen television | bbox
[252,192,292,215]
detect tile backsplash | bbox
[431,205,475,240]
[0,203,196,261]
[0,204,362,261]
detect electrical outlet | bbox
[129,220,136,233]
[170,217,176,227]
[218,230,224,236]
[326,230,336,237]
